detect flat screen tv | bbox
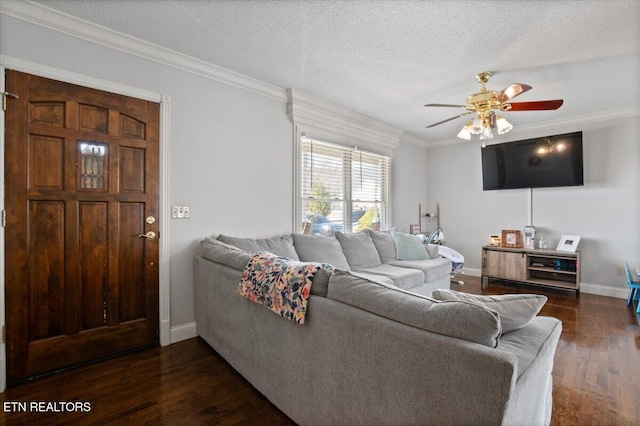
[481,131,583,190]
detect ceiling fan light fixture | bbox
[496,115,513,135]
[479,126,494,140]
[424,72,563,144]
[470,117,484,134]
[457,123,472,140]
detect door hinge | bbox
[2,325,5,344]
[2,91,19,111]
[1,210,5,227]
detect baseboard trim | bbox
[461,268,626,299]
[462,267,481,277]
[579,283,628,299]
[170,322,197,344]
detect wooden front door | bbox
[4,70,160,384]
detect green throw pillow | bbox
[391,231,430,261]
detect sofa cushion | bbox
[349,271,396,287]
[199,237,252,270]
[497,316,562,380]
[327,270,501,347]
[392,231,430,260]
[292,233,351,270]
[336,231,382,270]
[355,264,424,290]
[367,230,396,263]
[431,289,548,333]
[217,234,299,260]
[201,237,332,297]
[387,257,452,283]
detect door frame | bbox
[0,55,171,392]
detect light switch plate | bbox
[172,205,190,219]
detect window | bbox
[299,137,389,235]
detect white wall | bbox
[426,116,640,297]
[0,14,428,330]
[391,141,428,233]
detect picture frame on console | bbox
[501,230,522,248]
[557,235,581,252]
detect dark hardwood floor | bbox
[1,275,638,425]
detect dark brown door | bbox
[4,70,160,383]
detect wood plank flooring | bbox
[1,275,638,425]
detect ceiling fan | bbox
[425,71,563,142]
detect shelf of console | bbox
[527,266,577,275]
[481,245,581,297]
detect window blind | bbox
[300,138,389,234]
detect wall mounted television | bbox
[481,131,584,190]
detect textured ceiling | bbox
[28,0,640,144]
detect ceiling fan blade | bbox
[505,99,564,111]
[424,103,465,108]
[496,83,532,104]
[426,111,473,128]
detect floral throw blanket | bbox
[237,252,333,324]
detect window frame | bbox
[295,134,390,234]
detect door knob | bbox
[138,231,156,240]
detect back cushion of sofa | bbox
[327,270,501,347]
[292,234,351,271]
[217,234,299,260]
[367,229,397,263]
[336,231,382,270]
[200,237,252,271]
[201,237,331,297]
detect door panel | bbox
[5,70,160,383]
[29,135,65,189]
[29,201,65,340]
[79,201,108,331]
[119,202,146,323]
[120,147,145,192]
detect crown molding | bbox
[287,88,402,152]
[400,132,429,148]
[425,106,640,148]
[0,0,286,102]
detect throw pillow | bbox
[391,231,430,261]
[430,289,548,333]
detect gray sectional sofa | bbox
[194,230,562,425]
[217,229,453,296]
